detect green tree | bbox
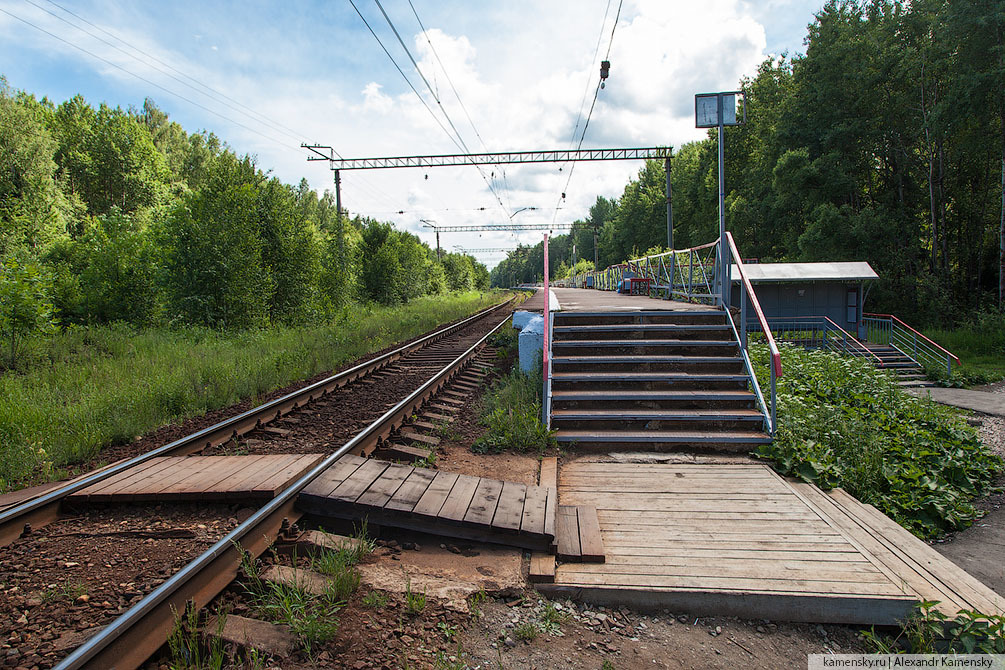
[0,258,55,368]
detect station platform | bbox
[520,287,713,313]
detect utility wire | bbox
[405,0,513,213]
[35,0,398,206]
[552,0,624,222]
[37,0,304,143]
[365,0,510,214]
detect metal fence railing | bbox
[863,313,960,378]
[755,316,884,368]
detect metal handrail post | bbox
[740,285,748,350]
[770,363,777,435]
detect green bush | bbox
[472,355,556,455]
[751,344,1003,538]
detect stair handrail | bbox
[764,316,884,367]
[725,232,781,434]
[863,313,960,365]
[726,233,782,380]
[723,303,775,435]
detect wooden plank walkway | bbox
[296,455,556,551]
[66,455,323,503]
[542,460,1005,625]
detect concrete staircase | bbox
[861,344,932,388]
[549,310,771,452]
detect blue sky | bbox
[0,0,823,266]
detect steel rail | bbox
[55,311,513,670]
[0,299,512,546]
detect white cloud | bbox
[0,0,812,267]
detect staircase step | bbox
[553,429,772,450]
[552,389,756,402]
[551,409,764,421]
[555,324,730,333]
[554,355,742,364]
[552,372,749,383]
[553,339,737,348]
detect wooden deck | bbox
[542,460,1005,625]
[66,455,323,503]
[296,455,556,551]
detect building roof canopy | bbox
[730,261,878,283]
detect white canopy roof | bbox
[730,261,878,283]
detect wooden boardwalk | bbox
[66,455,323,503]
[296,455,556,551]
[542,460,1005,625]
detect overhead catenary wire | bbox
[358,0,510,217]
[405,0,514,213]
[551,0,624,222]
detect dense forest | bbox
[0,81,488,364]
[492,0,1005,326]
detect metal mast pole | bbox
[334,169,342,221]
[718,114,729,308]
[665,156,673,251]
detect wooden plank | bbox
[593,509,821,521]
[552,572,905,596]
[429,403,458,413]
[520,485,549,536]
[385,468,437,513]
[374,443,429,461]
[490,481,526,533]
[576,506,605,562]
[84,457,188,497]
[402,432,439,446]
[301,455,368,498]
[829,487,1005,614]
[786,482,967,612]
[329,459,389,503]
[356,463,412,508]
[556,505,581,561]
[412,471,459,518]
[74,457,173,497]
[421,412,453,422]
[598,530,849,543]
[544,486,557,544]
[253,455,323,496]
[463,478,503,526]
[134,457,212,497]
[554,561,893,583]
[437,475,481,522]
[166,456,248,494]
[539,457,558,489]
[602,554,885,573]
[592,519,835,534]
[595,547,869,561]
[529,553,556,583]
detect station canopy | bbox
[730,261,878,283]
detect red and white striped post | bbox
[542,233,550,424]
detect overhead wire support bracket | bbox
[300,145,672,170]
[424,223,585,233]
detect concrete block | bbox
[511,310,535,330]
[518,315,544,373]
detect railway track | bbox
[0,298,516,669]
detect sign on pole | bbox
[696,91,745,307]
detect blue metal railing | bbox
[754,316,884,368]
[863,313,960,378]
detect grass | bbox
[472,342,556,455]
[751,343,1003,539]
[0,290,511,491]
[924,310,1005,386]
[166,601,226,670]
[362,590,389,608]
[861,600,1005,654]
[237,528,374,657]
[513,621,539,642]
[405,580,427,615]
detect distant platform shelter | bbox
[730,262,878,337]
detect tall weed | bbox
[751,344,1003,538]
[472,355,556,455]
[0,292,508,491]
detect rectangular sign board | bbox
[695,92,743,127]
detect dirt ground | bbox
[0,503,241,669]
